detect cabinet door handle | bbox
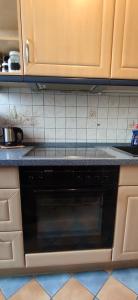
[25,39,30,64]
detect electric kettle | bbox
[0,127,23,146]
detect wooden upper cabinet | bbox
[112,186,138,261]
[20,0,115,77]
[111,0,138,79]
[0,0,23,75]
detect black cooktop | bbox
[25,147,115,158]
[114,145,138,156]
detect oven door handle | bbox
[33,188,104,194]
[33,188,104,193]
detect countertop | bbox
[0,143,138,166]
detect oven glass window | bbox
[24,190,106,253]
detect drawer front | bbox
[119,166,138,186]
[0,232,24,269]
[0,167,19,188]
[0,189,22,231]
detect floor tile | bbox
[0,292,5,300]
[74,271,109,295]
[9,279,50,300]
[36,273,71,296]
[97,277,137,300]
[112,268,138,294]
[0,276,31,298]
[52,278,94,300]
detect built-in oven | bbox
[19,166,119,256]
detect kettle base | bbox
[0,144,25,149]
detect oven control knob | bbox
[76,175,82,183]
[86,175,92,182]
[103,175,109,183]
[28,175,34,182]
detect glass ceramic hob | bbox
[25,147,115,158]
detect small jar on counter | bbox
[8,51,20,72]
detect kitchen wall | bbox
[0,87,138,143]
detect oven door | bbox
[21,187,116,254]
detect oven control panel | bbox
[20,166,119,188]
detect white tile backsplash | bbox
[77,107,87,118]
[66,128,76,140]
[32,93,43,105]
[66,117,76,129]
[66,106,76,118]
[44,106,55,117]
[98,108,108,118]
[97,129,107,141]
[88,95,99,107]
[44,94,54,106]
[33,106,44,116]
[98,96,109,107]
[77,118,87,128]
[108,96,119,107]
[55,94,65,106]
[119,96,129,107]
[45,117,55,128]
[66,94,76,106]
[21,93,33,105]
[0,88,138,143]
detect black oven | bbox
[19,166,119,254]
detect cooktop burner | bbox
[25,147,115,158]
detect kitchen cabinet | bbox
[0,167,24,269]
[0,167,19,189]
[0,231,24,269]
[0,0,23,75]
[1,0,138,80]
[112,166,138,261]
[20,0,115,78]
[0,189,22,231]
[111,0,138,79]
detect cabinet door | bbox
[111,0,138,79]
[20,0,115,78]
[0,231,24,269]
[112,186,138,261]
[0,189,22,231]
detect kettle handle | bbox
[0,128,3,138]
[14,127,23,144]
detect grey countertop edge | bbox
[0,144,138,166]
[0,158,138,166]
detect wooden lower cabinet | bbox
[0,231,24,269]
[0,189,22,231]
[0,167,19,189]
[0,167,24,270]
[112,186,138,261]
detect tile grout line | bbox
[93,272,112,299]
[0,288,7,300]
[111,274,138,296]
[49,275,73,299]
[3,277,32,300]
[32,278,52,299]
